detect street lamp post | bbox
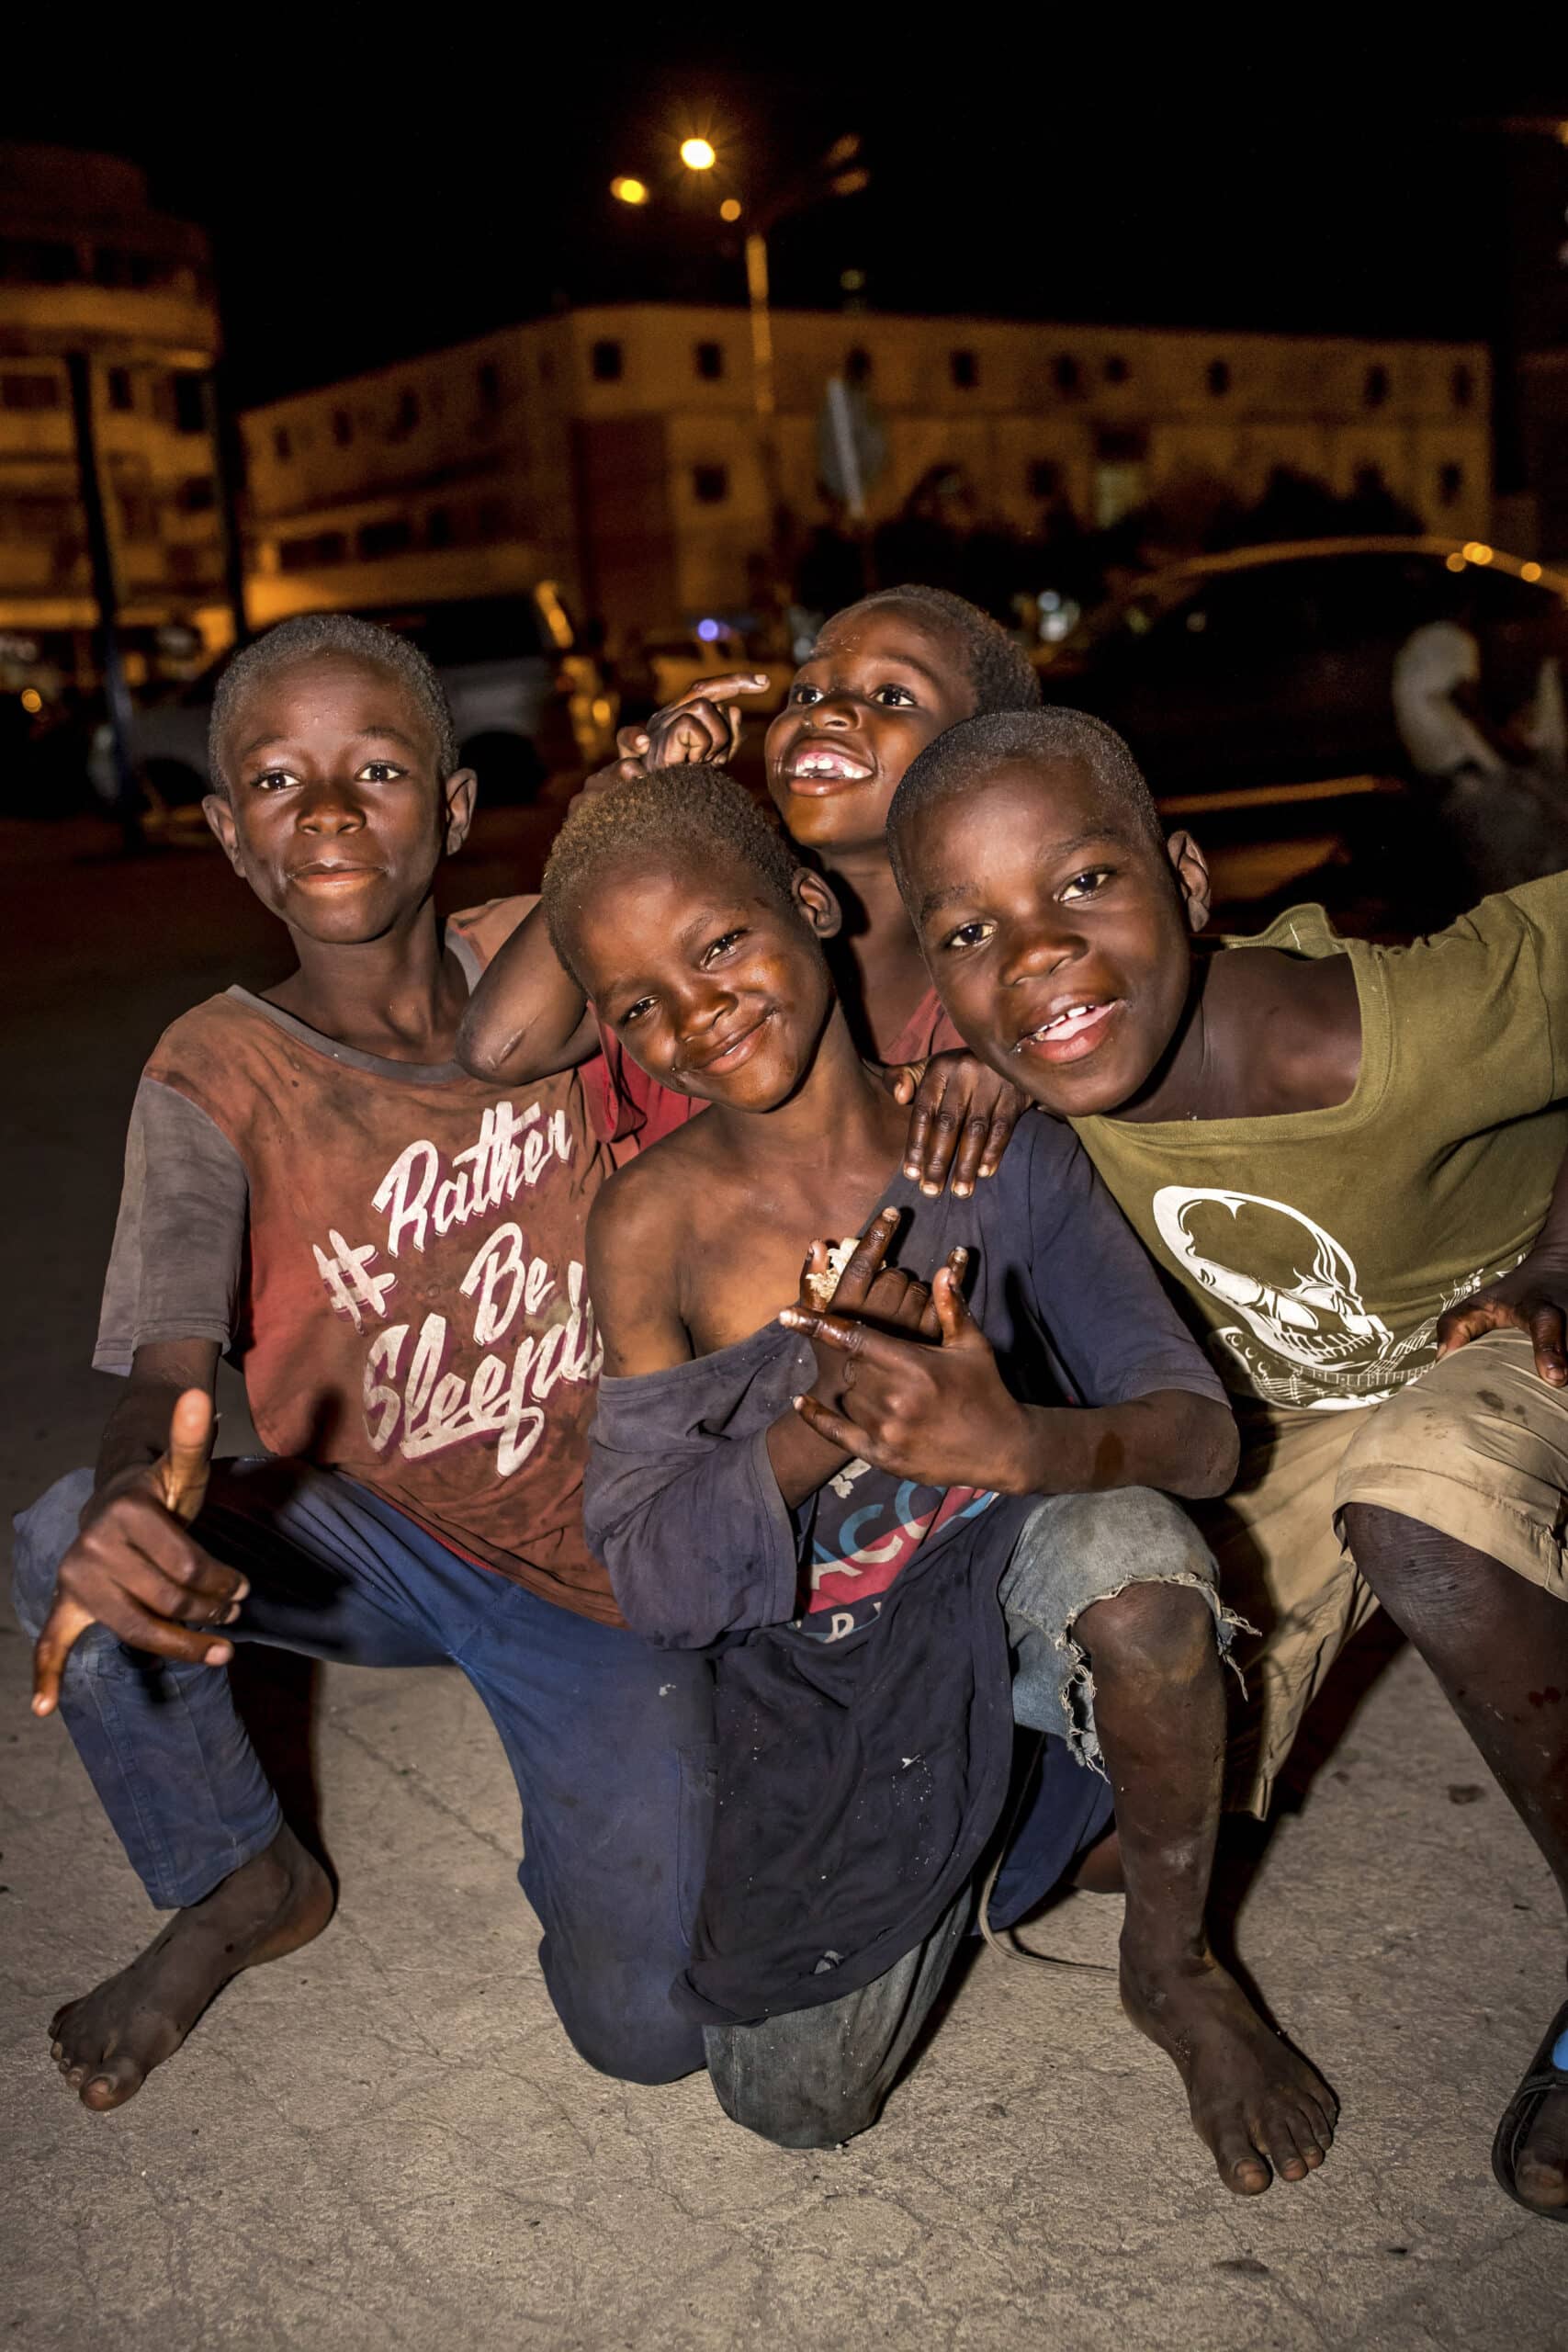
[612,133,867,598]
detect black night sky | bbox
[6,51,1566,409]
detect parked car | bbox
[89,584,610,815]
[1032,537,1568,923]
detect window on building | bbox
[591,338,624,382]
[27,241,77,286]
[1207,358,1231,397]
[13,493,73,537]
[279,531,348,571]
[950,348,979,390]
[426,506,453,549]
[476,360,501,413]
[357,518,413,560]
[844,345,873,384]
[107,368,134,413]
[178,475,218,514]
[173,373,208,435]
[332,407,353,447]
[1053,354,1081,396]
[1103,355,1129,384]
[1,372,62,411]
[694,340,725,381]
[1027,458,1062,501]
[391,389,420,436]
[1451,364,1474,411]
[117,492,157,542]
[1364,364,1390,409]
[273,425,292,462]
[1438,461,1465,508]
[692,464,729,504]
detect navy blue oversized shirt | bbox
[586,1113,1228,2025]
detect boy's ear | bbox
[1166,830,1211,935]
[442,767,478,856]
[792,865,842,940]
[202,791,246,876]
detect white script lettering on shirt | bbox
[306,1094,601,1477]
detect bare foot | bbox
[1513,2082,1568,2213]
[1122,1939,1337,2196]
[49,1825,333,2111]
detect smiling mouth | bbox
[1012,1001,1121,1064]
[783,747,875,792]
[683,1011,773,1075]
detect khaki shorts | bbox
[1196,1329,1568,1815]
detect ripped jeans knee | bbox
[998,1487,1247,1774]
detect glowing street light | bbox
[680,138,716,172]
[719,198,742,222]
[610,175,649,205]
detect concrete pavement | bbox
[2,816,1564,2351]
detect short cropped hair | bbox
[886,707,1165,897]
[208,613,459,790]
[823,584,1042,716]
[541,763,803,989]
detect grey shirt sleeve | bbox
[93,1078,249,1374]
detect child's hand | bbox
[31,1389,237,1718]
[619,673,773,771]
[892,1052,1028,1200]
[782,1250,1030,1489]
[1435,1259,1568,1385]
[792,1213,957,1418]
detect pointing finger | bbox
[829,1210,901,1311]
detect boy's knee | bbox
[1075,1575,1219,1682]
[1005,1485,1217,1635]
[10,1468,95,1637]
[703,2021,883,2150]
[547,1955,705,2087]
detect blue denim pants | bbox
[11,1458,717,2086]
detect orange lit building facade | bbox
[243,303,1494,644]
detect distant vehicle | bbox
[1036,537,1568,793]
[89,584,611,815]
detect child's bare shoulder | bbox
[588,1117,719,1272]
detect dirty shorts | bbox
[1000,1482,1241,1767]
[1194,1328,1568,1816]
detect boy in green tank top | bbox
[885,707,1568,2225]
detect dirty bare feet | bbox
[49,1825,333,2111]
[1122,1938,1337,2196]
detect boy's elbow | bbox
[1175,1398,1239,1498]
[455,1011,525,1083]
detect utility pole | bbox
[66,351,141,854]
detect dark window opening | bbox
[1364,364,1390,409]
[116,493,157,542]
[1452,364,1474,411]
[1,372,62,411]
[272,425,292,462]
[1053,354,1081,396]
[425,506,453,548]
[950,348,978,390]
[694,340,725,380]
[178,475,217,514]
[591,338,624,382]
[391,389,420,436]
[1103,355,1129,384]
[1027,458,1062,500]
[279,531,348,572]
[357,517,413,560]
[477,360,501,413]
[692,464,728,504]
[1438,461,1465,508]
[332,408,353,447]
[844,345,873,384]
[1095,424,1148,463]
[107,368,134,413]
[173,373,207,435]
[1207,358,1231,397]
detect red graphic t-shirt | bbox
[96,899,621,1623]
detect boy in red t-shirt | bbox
[460,586,1040,1193]
[11,616,714,2111]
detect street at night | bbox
[5,63,1568,2352]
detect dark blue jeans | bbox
[11,1460,716,2086]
